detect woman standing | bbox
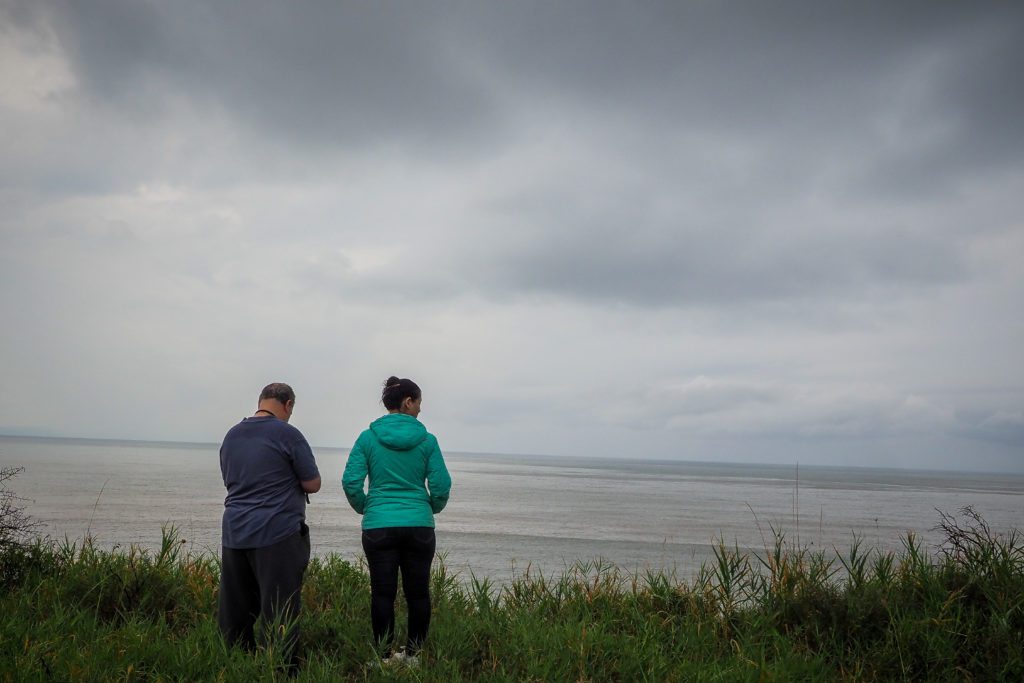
[342,376,452,664]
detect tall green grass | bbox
[1,506,1021,681]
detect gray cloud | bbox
[600,377,957,439]
[40,0,504,153]
[954,410,1024,448]
[453,184,973,308]
[1,0,1021,470]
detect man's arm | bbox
[289,432,321,495]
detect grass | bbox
[0,506,1022,681]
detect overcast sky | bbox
[2,1,1022,472]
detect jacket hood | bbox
[369,413,428,451]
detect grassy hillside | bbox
[1,504,1021,681]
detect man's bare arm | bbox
[301,476,322,494]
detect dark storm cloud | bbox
[30,0,503,154]
[852,14,1024,197]
[450,1,1022,145]
[455,184,970,307]
[25,1,1022,164]
[433,1,1024,308]
[6,0,1022,312]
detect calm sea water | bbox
[2,435,1023,583]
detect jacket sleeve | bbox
[425,436,451,514]
[342,435,368,514]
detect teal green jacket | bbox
[342,413,451,529]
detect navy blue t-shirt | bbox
[219,416,320,549]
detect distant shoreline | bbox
[0,433,220,450]
[2,432,1023,478]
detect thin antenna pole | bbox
[795,462,800,547]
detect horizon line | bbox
[2,432,1022,478]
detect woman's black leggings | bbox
[361,526,436,653]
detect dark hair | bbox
[381,376,421,410]
[259,382,295,405]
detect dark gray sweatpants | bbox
[218,527,311,666]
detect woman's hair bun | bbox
[380,376,422,410]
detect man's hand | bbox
[301,476,321,494]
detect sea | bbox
[2,435,1023,584]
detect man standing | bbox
[218,382,321,670]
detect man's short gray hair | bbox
[259,383,295,405]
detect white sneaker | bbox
[383,650,419,668]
